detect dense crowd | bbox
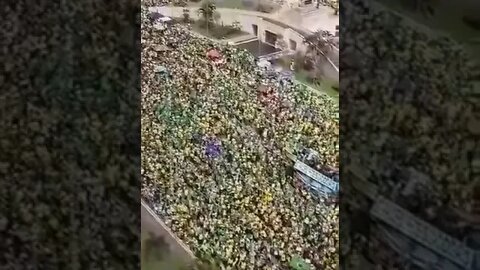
[342,0,479,268]
[141,4,339,270]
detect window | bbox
[252,24,258,36]
[264,31,277,46]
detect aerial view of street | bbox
[140,0,480,269]
[141,0,339,269]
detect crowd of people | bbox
[141,4,339,270]
[342,0,479,268]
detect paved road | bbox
[141,201,195,264]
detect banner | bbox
[370,197,474,269]
[294,160,339,192]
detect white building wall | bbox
[151,6,339,83]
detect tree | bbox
[303,30,337,82]
[182,8,191,23]
[197,0,219,27]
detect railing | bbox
[259,49,296,61]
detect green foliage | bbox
[183,8,191,23]
[197,0,218,26]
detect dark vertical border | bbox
[0,0,141,268]
[341,0,479,269]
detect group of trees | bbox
[182,1,243,39]
[197,0,221,27]
[181,1,220,26]
[297,30,338,85]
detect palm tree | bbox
[182,8,191,23]
[197,0,218,28]
[303,30,337,83]
[303,30,336,55]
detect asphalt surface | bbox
[141,201,195,264]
